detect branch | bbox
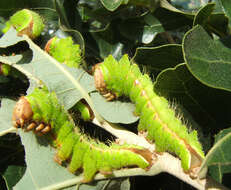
[39,152,229,190]
[92,118,154,151]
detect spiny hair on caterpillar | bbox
[12,87,153,182]
[166,100,191,129]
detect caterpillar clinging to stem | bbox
[93,54,205,177]
[12,87,152,182]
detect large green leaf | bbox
[100,0,124,11]
[3,165,26,190]
[119,14,162,44]
[13,132,77,190]
[216,0,231,25]
[133,44,184,75]
[0,99,25,189]
[208,13,229,37]
[0,75,9,83]
[100,0,159,12]
[154,7,193,29]
[119,7,193,45]
[183,25,231,92]
[159,0,194,20]
[193,3,215,26]
[90,27,124,60]
[171,0,207,10]
[0,28,24,47]
[199,128,231,182]
[0,0,55,17]
[0,99,16,133]
[153,63,210,132]
[193,3,228,37]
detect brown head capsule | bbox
[12,97,33,128]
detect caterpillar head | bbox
[12,97,33,128]
[93,63,117,101]
[12,96,51,134]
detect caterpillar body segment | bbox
[45,36,82,68]
[12,88,152,182]
[93,54,205,175]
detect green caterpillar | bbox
[2,9,44,39]
[12,87,152,182]
[44,36,91,120]
[45,36,82,68]
[93,54,205,176]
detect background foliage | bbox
[0,0,231,189]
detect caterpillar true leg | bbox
[35,123,45,132]
[41,126,51,134]
[26,122,36,131]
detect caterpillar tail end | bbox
[188,153,205,179]
[12,97,33,128]
[130,148,154,170]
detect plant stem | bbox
[92,117,154,151]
